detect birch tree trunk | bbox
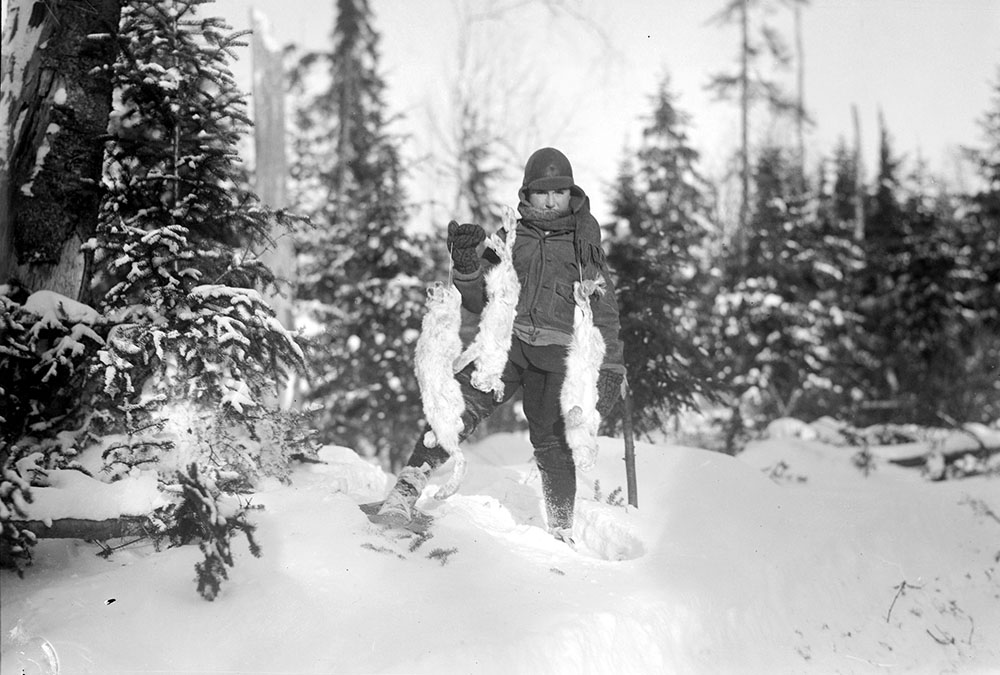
[0,0,121,301]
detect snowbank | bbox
[2,432,998,674]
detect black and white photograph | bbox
[1,0,998,673]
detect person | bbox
[373,147,626,545]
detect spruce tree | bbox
[3,0,308,578]
[854,120,913,420]
[894,180,971,422]
[710,144,849,426]
[961,66,1000,422]
[92,0,306,482]
[810,142,868,416]
[289,0,427,468]
[605,76,719,434]
[854,112,996,424]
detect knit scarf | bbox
[518,204,572,226]
[518,202,605,277]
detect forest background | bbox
[1,0,999,588]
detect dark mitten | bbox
[447,220,485,274]
[596,369,624,417]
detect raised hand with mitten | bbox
[446,220,485,274]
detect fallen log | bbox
[9,516,153,540]
[867,432,1000,467]
[886,446,999,468]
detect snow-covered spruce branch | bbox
[168,463,262,601]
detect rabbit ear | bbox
[501,205,517,231]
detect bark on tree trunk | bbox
[622,386,638,508]
[852,103,865,241]
[794,2,805,175]
[738,0,749,271]
[0,0,121,301]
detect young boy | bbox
[374,147,625,544]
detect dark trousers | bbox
[405,338,576,528]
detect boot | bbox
[373,465,429,526]
[547,524,576,548]
[539,462,576,546]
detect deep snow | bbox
[2,428,999,674]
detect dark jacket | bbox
[453,188,625,373]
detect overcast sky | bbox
[210,0,998,223]
[4,0,996,224]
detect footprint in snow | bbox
[428,494,646,562]
[575,502,646,562]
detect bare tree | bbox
[793,0,806,172]
[416,0,620,229]
[706,0,809,268]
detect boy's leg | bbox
[520,367,576,541]
[375,360,522,523]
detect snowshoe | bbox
[360,500,434,534]
[548,525,576,549]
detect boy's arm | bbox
[448,220,487,313]
[453,267,486,314]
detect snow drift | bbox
[2,429,999,674]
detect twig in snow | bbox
[95,535,148,558]
[360,542,405,560]
[962,496,1000,526]
[408,531,432,553]
[886,580,908,623]
[427,547,459,566]
[926,626,955,646]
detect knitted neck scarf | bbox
[518,203,573,231]
[518,201,605,274]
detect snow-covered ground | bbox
[2,429,999,674]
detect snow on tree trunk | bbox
[0,0,121,300]
[251,10,294,315]
[251,9,297,408]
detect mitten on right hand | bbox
[596,369,625,417]
[447,220,485,274]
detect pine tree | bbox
[605,76,719,434]
[289,0,427,467]
[91,0,306,482]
